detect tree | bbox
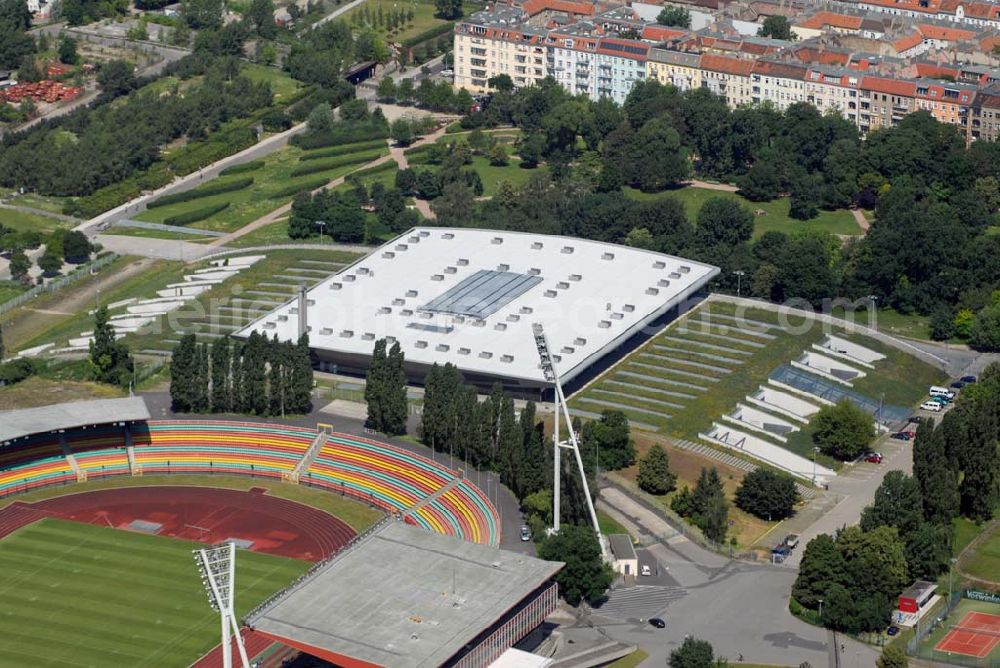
[433,0,462,20]
[697,197,755,247]
[376,76,397,101]
[58,36,79,65]
[656,5,691,27]
[307,103,334,133]
[61,230,92,262]
[8,249,28,281]
[247,0,277,38]
[89,305,133,387]
[758,15,795,40]
[431,182,474,226]
[860,471,924,537]
[580,410,634,471]
[970,303,1000,351]
[637,444,676,495]
[182,0,224,29]
[792,533,847,609]
[170,334,197,412]
[669,637,719,668]
[37,247,62,275]
[735,468,799,520]
[536,525,612,606]
[628,117,689,191]
[876,644,909,668]
[687,467,729,543]
[812,401,876,460]
[364,339,407,434]
[97,60,137,98]
[488,73,514,92]
[390,118,415,146]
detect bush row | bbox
[401,21,455,48]
[148,177,254,209]
[291,125,389,150]
[164,202,231,226]
[269,176,331,199]
[64,164,174,219]
[300,139,387,161]
[289,152,381,178]
[220,160,265,176]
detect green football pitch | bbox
[0,518,310,667]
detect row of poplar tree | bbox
[169,331,314,415]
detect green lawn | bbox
[338,0,480,43]
[0,207,70,235]
[0,518,309,668]
[134,143,387,235]
[606,650,648,668]
[624,186,862,239]
[9,193,72,215]
[0,280,25,304]
[829,305,934,342]
[470,156,543,196]
[953,516,984,557]
[241,63,302,102]
[106,226,216,241]
[597,509,630,537]
[962,522,1000,583]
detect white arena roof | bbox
[237,228,719,388]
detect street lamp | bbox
[733,270,746,298]
[314,220,327,242]
[819,598,824,620]
[867,294,879,332]
[193,543,250,668]
[812,446,819,484]
[948,557,958,610]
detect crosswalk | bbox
[593,585,687,620]
[672,439,818,500]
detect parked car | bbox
[864,452,883,464]
[951,381,965,389]
[908,416,924,424]
[641,564,652,576]
[891,431,912,441]
[929,395,951,405]
[929,386,956,400]
[784,534,800,549]
[649,617,666,628]
[772,545,791,557]
[440,69,454,78]
[961,375,978,384]
[520,526,531,542]
[921,400,943,412]
[887,626,900,637]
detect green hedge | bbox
[64,164,174,219]
[288,152,380,178]
[291,124,388,150]
[148,177,254,209]
[300,139,387,161]
[351,161,398,179]
[164,202,231,226]
[220,160,265,176]
[269,177,331,199]
[402,21,455,48]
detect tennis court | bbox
[936,611,1000,658]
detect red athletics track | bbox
[0,486,357,561]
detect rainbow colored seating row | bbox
[0,455,76,496]
[304,433,499,546]
[133,421,316,477]
[74,449,130,478]
[0,433,63,469]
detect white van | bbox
[929,386,956,399]
[920,400,943,412]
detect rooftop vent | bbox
[386,336,396,344]
[669,272,681,279]
[415,340,428,349]
[602,252,615,260]
[611,312,624,320]
[290,307,298,314]
[340,330,354,338]
[320,327,332,335]
[653,261,666,269]
[392,298,406,306]
[528,268,541,276]
[520,306,533,314]
[552,354,563,363]
[445,266,458,274]
[379,306,392,314]
[396,243,408,251]
[646,287,659,295]
[457,258,469,266]
[458,347,471,355]
[574,337,587,345]
[497,263,510,271]
[357,268,370,275]
[307,299,315,306]
[598,320,612,328]
[479,351,493,359]
[419,230,430,237]
[544,289,558,298]
[431,274,444,281]
[561,246,574,254]
[679,265,691,273]
[382,251,396,259]
[401,309,414,316]
[363,332,376,341]
[406,290,418,297]
[264,322,276,329]
[561,346,575,354]
[436,344,450,352]
[569,273,582,282]
[557,281,569,289]
[501,354,514,363]
[623,304,635,312]
[408,235,420,243]
[491,236,503,245]
[344,275,356,282]
[472,320,486,328]
[331,282,342,290]
[495,323,508,331]
[442,232,455,239]
[531,241,544,249]
[658,279,671,287]
[277,314,288,322]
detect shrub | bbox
[812,400,876,460]
[219,160,264,176]
[0,358,36,385]
[163,202,230,226]
[148,177,254,209]
[401,22,454,48]
[269,177,330,198]
[288,152,380,178]
[300,139,387,161]
[290,123,389,150]
[735,468,799,520]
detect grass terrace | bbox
[624,186,862,239]
[130,141,388,237]
[338,0,481,43]
[0,208,71,235]
[241,63,302,102]
[0,518,308,668]
[960,521,1000,585]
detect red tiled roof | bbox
[700,54,755,76]
[752,60,808,79]
[641,25,688,42]
[861,0,940,14]
[521,0,595,17]
[790,46,853,66]
[980,36,1000,52]
[916,24,976,41]
[861,75,917,96]
[960,0,1000,20]
[893,32,924,52]
[798,11,864,30]
[914,62,961,78]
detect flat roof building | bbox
[237,228,719,393]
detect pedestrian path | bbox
[593,584,687,620]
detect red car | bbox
[864,452,883,464]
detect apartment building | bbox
[804,67,862,126]
[647,48,702,90]
[700,54,754,106]
[969,91,1000,140]
[913,79,977,126]
[454,6,549,93]
[859,76,917,133]
[751,60,809,110]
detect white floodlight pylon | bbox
[531,323,602,539]
[194,542,251,668]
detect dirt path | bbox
[851,208,870,232]
[687,179,740,192]
[2,256,154,351]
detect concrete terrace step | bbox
[659,335,754,356]
[616,370,709,392]
[286,267,333,275]
[651,344,744,365]
[258,282,298,290]
[692,312,780,335]
[576,397,670,420]
[629,361,723,381]
[602,379,697,401]
[670,328,767,348]
[589,387,686,411]
[672,439,817,500]
[638,353,732,375]
[299,260,346,268]
[568,408,659,432]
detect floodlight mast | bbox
[194,543,251,668]
[532,323,602,539]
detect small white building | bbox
[608,534,638,576]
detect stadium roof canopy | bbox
[237,228,719,389]
[247,520,563,668]
[0,397,150,442]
